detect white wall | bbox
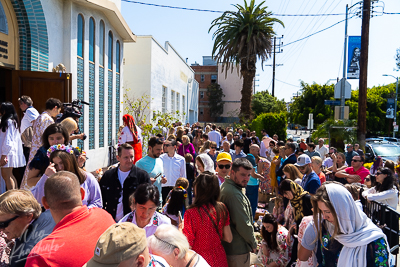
[124,36,197,124]
[218,64,242,118]
[42,0,125,171]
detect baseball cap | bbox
[217,152,232,163]
[83,223,147,267]
[295,154,312,167]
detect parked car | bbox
[365,142,400,163]
[378,137,400,146]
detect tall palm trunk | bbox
[240,55,256,122]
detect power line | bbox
[276,79,301,88]
[121,0,348,16]
[283,15,354,47]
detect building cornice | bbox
[73,0,136,42]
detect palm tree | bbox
[209,0,284,121]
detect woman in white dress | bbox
[0,102,26,190]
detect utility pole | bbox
[357,0,371,150]
[266,35,283,97]
[340,5,349,120]
[272,37,276,97]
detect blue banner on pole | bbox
[387,98,395,119]
[347,36,361,79]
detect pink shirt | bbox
[345,166,370,184]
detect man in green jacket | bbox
[220,158,257,267]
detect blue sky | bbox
[121,0,400,102]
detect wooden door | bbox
[12,70,72,118]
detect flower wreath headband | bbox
[47,144,74,158]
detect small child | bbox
[272,196,285,225]
[162,186,187,227]
[185,153,195,204]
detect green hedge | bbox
[250,112,287,141]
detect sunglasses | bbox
[0,215,19,229]
[376,172,383,175]
[218,164,231,169]
[352,159,361,162]
[211,147,217,149]
[297,165,307,170]
[365,178,371,181]
[164,144,171,147]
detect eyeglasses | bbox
[0,215,19,229]
[351,159,361,162]
[211,147,217,149]
[218,164,231,169]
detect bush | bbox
[250,112,287,141]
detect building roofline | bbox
[135,35,194,73]
[73,0,136,42]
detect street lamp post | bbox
[383,74,399,138]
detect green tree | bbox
[252,90,286,116]
[206,83,225,118]
[396,47,400,70]
[288,81,335,126]
[209,0,284,121]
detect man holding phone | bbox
[136,137,167,206]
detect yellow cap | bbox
[217,152,232,163]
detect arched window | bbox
[99,20,105,66]
[77,14,84,57]
[0,1,8,35]
[108,31,113,70]
[116,41,120,73]
[89,17,95,62]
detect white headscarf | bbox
[197,154,215,174]
[325,183,389,267]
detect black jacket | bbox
[10,210,56,267]
[100,164,150,220]
[276,154,297,177]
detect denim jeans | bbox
[245,185,259,220]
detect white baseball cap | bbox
[295,154,312,167]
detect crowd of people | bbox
[0,95,398,267]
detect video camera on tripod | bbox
[56,99,90,140]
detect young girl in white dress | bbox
[0,102,26,190]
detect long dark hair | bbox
[375,167,394,192]
[261,214,279,251]
[0,102,19,132]
[190,171,228,224]
[166,187,186,216]
[42,123,69,149]
[50,150,86,184]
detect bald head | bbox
[44,171,82,211]
[249,144,260,156]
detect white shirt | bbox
[119,211,171,237]
[315,145,329,160]
[160,153,186,187]
[136,125,143,144]
[322,157,333,168]
[20,107,39,134]
[362,186,399,209]
[116,168,130,221]
[208,130,222,148]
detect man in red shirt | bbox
[335,155,369,184]
[26,171,115,267]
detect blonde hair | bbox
[282,164,303,180]
[0,190,41,219]
[60,117,78,135]
[199,140,211,154]
[311,156,322,166]
[175,178,189,189]
[182,135,189,144]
